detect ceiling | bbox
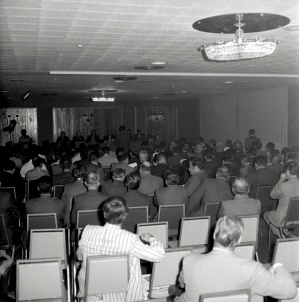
[0,0,299,105]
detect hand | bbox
[279,173,287,182]
[140,233,154,243]
[0,250,11,260]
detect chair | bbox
[84,255,129,302]
[137,221,168,248]
[53,184,65,199]
[0,214,11,248]
[28,228,70,301]
[238,215,259,248]
[271,237,299,274]
[25,179,39,200]
[76,209,104,229]
[122,206,148,233]
[26,213,57,234]
[256,186,277,213]
[203,202,221,230]
[280,197,299,236]
[234,242,256,260]
[199,289,251,302]
[16,258,66,302]
[178,216,210,252]
[103,169,112,181]
[149,247,192,298]
[277,287,299,302]
[0,186,17,200]
[157,204,185,238]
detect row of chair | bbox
[15,233,299,301]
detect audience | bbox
[101,168,127,196]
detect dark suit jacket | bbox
[184,171,208,196]
[218,195,261,218]
[70,189,108,226]
[86,134,101,144]
[1,170,25,202]
[154,185,188,207]
[120,190,151,208]
[151,164,169,178]
[52,170,75,185]
[26,194,65,227]
[101,180,127,196]
[138,173,164,195]
[246,167,279,198]
[187,178,233,216]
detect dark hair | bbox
[73,166,87,179]
[266,142,275,151]
[248,147,257,157]
[216,166,229,180]
[102,146,110,154]
[38,176,52,193]
[249,129,255,135]
[117,153,128,162]
[4,160,15,171]
[164,170,180,185]
[85,171,100,184]
[190,158,205,170]
[285,161,299,176]
[103,196,129,225]
[125,172,141,190]
[32,156,41,168]
[254,156,267,167]
[112,168,125,179]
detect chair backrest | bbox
[203,202,221,229]
[27,213,58,234]
[25,179,40,200]
[158,204,185,233]
[149,247,192,297]
[238,215,259,244]
[122,206,148,233]
[29,229,67,264]
[178,216,210,247]
[0,186,17,200]
[234,242,256,260]
[16,258,65,302]
[84,255,129,300]
[137,221,168,248]
[278,287,299,302]
[284,197,299,226]
[272,237,299,273]
[76,210,103,228]
[256,185,277,213]
[199,289,251,302]
[53,185,65,199]
[0,214,10,247]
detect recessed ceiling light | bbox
[134,65,164,70]
[77,44,83,48]
[151,61,167,65]
[1,91,9,93]
[224,81,234,84]
[181,90,189,93]
[153,96,159,99]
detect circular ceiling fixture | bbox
[88,89,118,93]
[134,65,165,70]
[193,13,290,33]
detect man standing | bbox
[245,129,261,153]
[76,196,165,301]
[264,161,299,238]
[177,216,296,302]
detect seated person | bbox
[218,178,261,218]
[101,168,127,196]
[177,215,296,302]
[76,196,165,301]
[26,176,64,227]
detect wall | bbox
[200,86,288,151]
[1,97,199,144]
[288,85,299,148]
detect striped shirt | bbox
[77,223,165,302]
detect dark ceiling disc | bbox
[192,13,290,33]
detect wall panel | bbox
[0,108,38,144]
[237,87,288,151]
[199,95,238,144]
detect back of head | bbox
[117,153,128,163]
[102,146,110,154]
[216,165,229,180]
[156,152,166,164]
[85,171,100,186]
[4,159,16,171]
[32,156,41,168]
[252,140,262,150]
[103,196,129,225]
[232,178,250,195]
[89,151,99,162]
[38,176,52,193]
[254,156,267,167]
[112,168,125,180]
[214,216,244,248]
[125,172,141,190]
[73,166,87,179]
[249,129,255,136]
[164,170,180,185]
[119,125,126,132]
[139,149,149,162]
[140,161,151,173]
[61,157,72,169]
[266,142,275,151]
[248,147,257,157]
[191,158,205,170]
[285,161,299,176]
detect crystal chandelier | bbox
[200,14,278,61]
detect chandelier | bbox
[199,14,278,61]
